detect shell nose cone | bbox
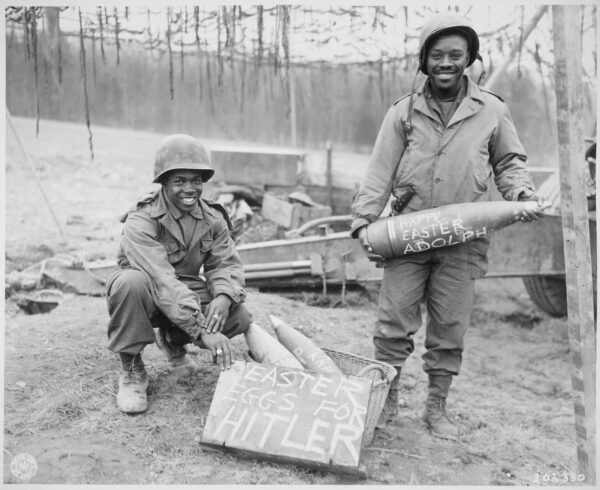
[537,200,552,211]
[522,200,550,212]
[269,314,285,330]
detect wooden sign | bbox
[200,361,372,473]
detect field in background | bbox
[3,118,580,485]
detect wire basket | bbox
[322,348,396,447]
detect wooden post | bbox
[326,140,333,210]
[44,7,61,85]
[289,66,297,147]
[552,5,596,485]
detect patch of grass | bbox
[4,229,576,485]
[55,402,84,419]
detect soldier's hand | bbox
[204,294,232,333]
[518,192,551,222]
[358,227,385,263]
[199,331,233,370]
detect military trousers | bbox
[373,243,481,376]
[106,269,252,355]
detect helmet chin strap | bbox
[474,53,486,85]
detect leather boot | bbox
[422,374,458,440]
[155,327,199,376]
[117,353,149,414]
[376,367,402,428]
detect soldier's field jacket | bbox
[351,76,535,241]
[114,189,245,339]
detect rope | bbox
[6,109,69,244]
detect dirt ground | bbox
[3,118,583,485]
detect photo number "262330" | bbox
[532,472,585,484]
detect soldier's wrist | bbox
[517,189,534,201]
[192,310,207,331]
[216,293,233,307]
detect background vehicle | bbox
[232,146,597,318]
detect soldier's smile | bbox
[181,196,198,206]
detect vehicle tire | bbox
[522,276,567,317]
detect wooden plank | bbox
[551,5,596,485]
[199,443,368,479]
[261,193,332,229]
[200,361,372,472]
[209,149,301,186]
[261,194,296,228]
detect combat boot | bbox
[376,366,402,428]
[422,374,458,440]
[155,327,199,376]
[117,353,149,414]
[168,352,199,377]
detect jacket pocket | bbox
[467,237,490,279]
[200,239,213,253]
[159,239,180,255]
[473,163,492,194]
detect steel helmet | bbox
[418,12,480,75]
[153,134,215,183]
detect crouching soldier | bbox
[106,134,252,414]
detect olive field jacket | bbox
[113,189,245,339]
[351,76,535,238]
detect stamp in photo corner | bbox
[10,452,38,481]
[532,471,586,485]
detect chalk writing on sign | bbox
[201,361,372,470]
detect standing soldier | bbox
[350,13,545,439]
[106,134,252,414]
